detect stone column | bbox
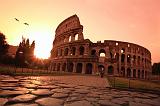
[131,69,133,78]
[92,63,97,75]
[82,63,86,74]
[71,34,75,42]
[73,62,77,73]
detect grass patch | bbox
[107,76,160,91]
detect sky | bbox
[0,0,160,63]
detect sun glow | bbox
[28,28,54,59]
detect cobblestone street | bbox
[0,75,159,106]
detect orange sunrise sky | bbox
[0,0,160,63]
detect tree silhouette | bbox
[15,37,35,67]
[0,32,9,63]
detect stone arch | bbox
[62,63,66,71]
[127,54,131,64]
[108,65,114,75]
[99,49,106,57]
[79,46,85,55]
[121,54,125,63]
[64,48,69,56]
[86,63,92,74]
[138,56,140,65]
[121,67,125,77]
[133,55,136,64]
[133,69,136,78]
[98,65,105,73]
[75,34,78,40]
[57,63,60,71]
[138,70,141,78]
[53,63,56,71]
[91,49,96,56]
[127,68,131,77]
[121,48,125,53]
[76,63,82,73]
[69,36,71,42]
[67,62,74,72]
[142,70,144,79]
[71,47,76,55]
[115,53,119,61]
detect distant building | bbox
[49,15,152,79]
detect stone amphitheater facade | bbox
[49,15,152,79]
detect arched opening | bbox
[121,48,125,53]
[121,54,125,63]
[62,63,66,71]
[121,67,125,77]
[133,55,136,64]
[71,47,76,55]
[53,63,56,71]
[127,68,131,77]
[138,56,140,65]
[115,53,119,61]
[133,69,136,78]
[98,65,105,73]
[108,66,114,75]
[59,49,62,56]
[64,48,69,56]
[99,49,106,57]
[67,62,73,72]
[76,63,82,73]
[142,70,144,79]
[57,63,60,71]
[75,34,78,40]
[138,70,141,78]
[86,63,92,74]
[127,54,131,64]
[91,49,96,56]
[79,46,84,55]
[69,36,71,42]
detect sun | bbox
[28,28,54,59]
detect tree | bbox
[152,62,160,75]
[15,37,35,67]
[0,32,9,62]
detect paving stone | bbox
[23,84,38,89]
[31,89,53,96]
[0,90,28,97]
[129,102,151,106]
[0,79,19,83]
[98,100,119,106]
[0,83,18,87]
[0,87,18,90]
[111,98,128,105]
[66,96,82,102]
[87,93,100,98]
[8,103,39,106]
[85,97,98,102]
[64,100,92,106]
[35,97,64,106]
[99,95,112,100]
[69,93,80,97]
[9,94,37,102]
[75,89,89,94]
[57,84,76,88]
[52,93,68,98]
[0,98,8,106]
[38,85,58,89]
[51,88,70,94]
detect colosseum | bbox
[49,15,152,79]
